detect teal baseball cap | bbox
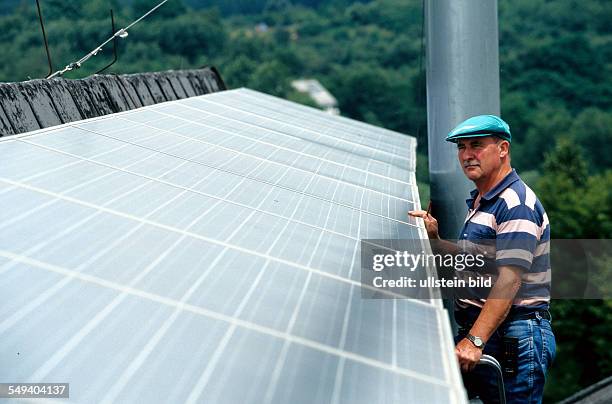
[445,115,512,143]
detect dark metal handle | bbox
[476,354,506,404]
[96,9,119,75]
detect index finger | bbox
[408,210,428,218]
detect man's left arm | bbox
[455,265,522,372]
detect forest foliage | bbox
[1,0,611,401]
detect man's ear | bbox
[499,140,510,158]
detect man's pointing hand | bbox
[408,210,440,240]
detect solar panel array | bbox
[0,88,466,403]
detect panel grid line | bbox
[330,158,370,404]
[101,161,280,403]
[16,136,419,231]
[0,133,267,338]
[185,151,330,404]
[0,144,414,274]
[105,130,327,402]
[232,88,414,150]
[76,116,415,204]
[181,96,412,164]
[261,154,343,404]
[0,250,451,390]
[19,135,417,228]
[0,178,428,303]
[0,122,172,197]
[143,105,412,186]
[28,145,278,385]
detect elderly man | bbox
[409,115,555,403]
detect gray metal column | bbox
[425,0,500,239]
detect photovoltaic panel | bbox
[0,88,466,403]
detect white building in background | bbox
[291,79,340,115]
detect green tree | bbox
[132,0,187,19]
[264,0,293,13]
[248,60,291,96]
[512,103,573,171]
[547,300,612,402]
[537,138,589,238]
[221,55,258,89]
[569,108,612,173]
[504,34,611,113]
[157,11,226,62]
[40,0,82,20]
[536,138,612,402]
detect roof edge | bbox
[0,67,227,137]
[557,375,612,404]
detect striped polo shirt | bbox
[456,169,550,310]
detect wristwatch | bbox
[466,334,484,349]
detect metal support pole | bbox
[425,0,501,330]
[425,0,501,239]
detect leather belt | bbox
[505,309,551,322]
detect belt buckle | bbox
[535,311,542,320]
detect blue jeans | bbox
[455,312,556,404]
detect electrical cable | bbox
[47,0,170,79]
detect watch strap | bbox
[466,333,484,348]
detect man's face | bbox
[456,136,504,182]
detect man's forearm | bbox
[429,238,460,255]
[469,298,513,343]
[467,266,522,343]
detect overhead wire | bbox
[36,0,53,78]
[47,0,170,79]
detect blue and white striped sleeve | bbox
[495,204,540,271]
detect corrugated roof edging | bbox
[0,67,226,138]
[557,375,612,404]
